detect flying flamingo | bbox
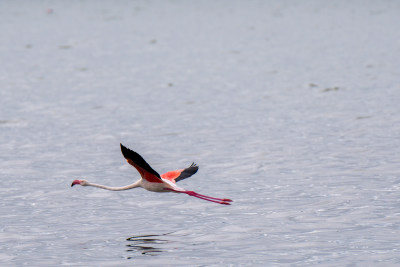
[71,144,232,205]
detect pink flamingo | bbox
[71,144,232,205]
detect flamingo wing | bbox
[161,163,199,183]
[120,144,163,183]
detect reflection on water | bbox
[126,232,175,257]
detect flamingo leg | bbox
[185,191,232,202]
[188,193,231,205]
[165,188,232,205]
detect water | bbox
[1,0,400,265]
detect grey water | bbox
[1,0,400,266]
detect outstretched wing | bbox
[161,163,199,183]
[120,144,163,183]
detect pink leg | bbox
[189,193,231,205]
[185,191,232,202]
[165,188,232,205]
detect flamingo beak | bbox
[71,180,81,187]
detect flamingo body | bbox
[71,144,232,205]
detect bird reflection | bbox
[126,233,174,257]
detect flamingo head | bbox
[71,179,88,187]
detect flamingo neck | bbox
[86,180,141,191]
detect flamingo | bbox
[71,144,232,205]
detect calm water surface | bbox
[1,1,400,266]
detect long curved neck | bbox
[86,180,141,191]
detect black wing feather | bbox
[120,144,161,179]
[175,163,199,182]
